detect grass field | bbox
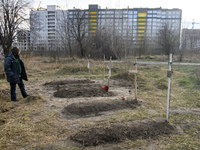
[0,54,200,149]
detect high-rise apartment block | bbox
[29,4,182,51]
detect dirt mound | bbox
[44,79,115,98]
[62,99,138,118]
[54,84,114,98]
[71,118,177,147]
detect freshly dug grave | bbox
[62,99,138,118]
[71,117,177,147]
[54,84,114,98]
[44,79,115,98]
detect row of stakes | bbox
[87,54,174,122]
[87,55,138,101]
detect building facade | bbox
[30,5,64,51]
[29,4,182,51]
[16,30,30,51]
[181,28,200,50]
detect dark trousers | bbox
[10,77,28,101]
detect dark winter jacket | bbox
[4,53,28,83]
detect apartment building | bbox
[16,30,30,51]
[30,5,64,51]
[29,4,182,50]
[181,28,200,50]
[88,5,182,48]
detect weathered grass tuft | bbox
[24,94,43,103]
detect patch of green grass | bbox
[127,139,144,148]
[160,135,200,150]
[112,72,135,81]
[177,75,198,88]
[173,65,199,74]
[178,76,191,87]
[170,113,199,125]
[197,101,200,108]
[155,78,168,90]
[109,108,159,123]
[57,66,88,75]
[186,128,200,137]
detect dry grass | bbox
[0,54,200,149]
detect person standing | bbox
[4,47,29,102]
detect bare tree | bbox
[91,27,117,59]
[57,10,73,57]
[68,10,88,57]
[157,23,180,56]
[0,0,30,55]
[136,36,147,58]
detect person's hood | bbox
[5,52,13,58]
[5,52,20,59]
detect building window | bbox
[128,11,133,14]
[128,14,133,18]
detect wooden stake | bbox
[88,54,90,80]
[167,53,173,122]
[107,56,112,89]
[103,55,105,84]
[134,59,137,100]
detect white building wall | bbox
[29,5,182,51]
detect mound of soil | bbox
[62,99,138,118]
[45,79,115,98]
[71,118,177,147]
[54,84,114,98]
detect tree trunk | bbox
[79,42,84,57]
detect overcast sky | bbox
[32,0,200,29]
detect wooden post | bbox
[134,59,137,100]
[107,56,112,89]
[167,53,173,122]
[103,55,105,84]
[88,54,90,80]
